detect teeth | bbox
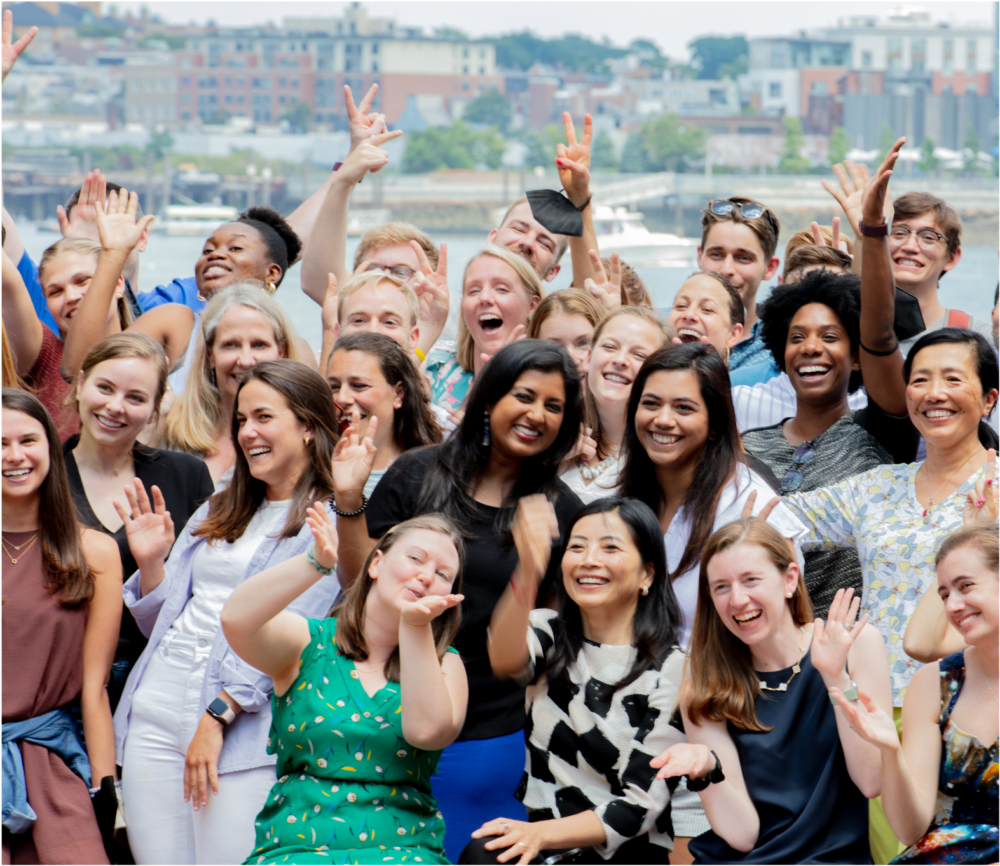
[897,258,922,267]
[248,447,271,457]
[97,415,126,428]
[2,469,31,477]
[958,613,979,627]
[513,424,540,438]
[925,410,955,418]
[797,365,830,375]
[734,611,761,623]
[205,266,227,276]
[678,329,702,341]
[603,373,630,385]
[650,433,679,445]
[577,577,609,585]
[479,315,502,327]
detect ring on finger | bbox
[500,822,509,834]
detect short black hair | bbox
[66,181,143,218]
[904,327,999,418]
[758,269,863,393]
[235,206,302,287]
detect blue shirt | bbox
[136,276,202,314]
[17,251,58,333]
[729,319,781,387]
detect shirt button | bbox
[198,637,209,648]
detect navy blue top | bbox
[689,646,871,865]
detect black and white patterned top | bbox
[515,608,686,858]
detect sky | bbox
[111,0,996,62]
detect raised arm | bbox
[2,246,43,375]
[557,113,600,288]
[331,412,379,585]
[903,578,967,663]
[583,250,624,311]
[130,303,196,371]
[60,189,155,380]
[1,9,37,84]
[411,240,448,357]
[114,478,175,600]
[487,495,560,678]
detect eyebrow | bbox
[570,533,624,542]
[912,366,970,376]
[705,245,758,257]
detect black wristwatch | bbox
[686,750,725,791]
[858,218,890,237]
[206,697,235,726]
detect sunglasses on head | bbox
[708,199,778,236]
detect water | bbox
[17,222,998,351]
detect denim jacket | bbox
[112,500,341,774]
[2,706,91,833]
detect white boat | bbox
[592,206,696,266]
[347,209,392,236]
[159,205,239,236]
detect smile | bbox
[204,265,229,278]
[677,329,703,342]
[603,372,631,386]
[576,576,609,586]
[734,610,762,626]
[796,365,830,379]
[247,446,272,459]
[2,468,32,478]
[956,612,980,629]
[894,257,923,269]
[924,409,956,419]
[512,424,541,440]
[649,432,680,445]
[96,414,127,430]
[405,587,426,600]
[478,314,503,334]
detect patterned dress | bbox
[784,457,998,705]
[246,619,452,865]
[893,652,999,865]
[424,342,474,411]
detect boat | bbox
[592,206,696,266]
[347,209,392,236]
[159,205,239,236]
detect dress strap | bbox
[937,651,966,731]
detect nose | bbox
[730,582,748,607]
[719,255,737,277]
[653,405,676,428]
[944,592,965,617]
[241,418,258,440]
[925,374,949,401]
[800,333,823,355]
[524,398,545,424]
[478,285,497,306]
[5,442,22,462]
[335,385,354,408]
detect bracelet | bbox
[332,494,368,518]
[858,218,890,237]
[685,750,725,792]
[860,339,899,357]
[414,347,426,362]
[89,778,122,797]
[829,680,860,705]
[307,545,337,576]
[574,194,592,212]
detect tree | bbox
[144,129,173,163]
[918,136,940,175]
[620,132,650,173]
[516,123,571,172]
[687,36,748,80]
[492,31,628,73]
[280,100,312,134]
[591,129,619,171]
[639,114,707,173]
[962,125,982,175]
[205,108,232,126]
[828,126,851,166]
[778,118,810,173]
[461,88,512,132]
[401,123,506,173]
[875,124,898,168]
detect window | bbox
[253,77,271,89]
[463,47,469,58]
[146,76,154,89]
[279,95,286,104]
[479,67,484,74]
[238,77,245,87]
[225,94,232,103]
[462,80,469,91]
[181,76,191,87]
[769,81,781,98]
[462,65,468,74]
[910,38,925,74]
[479,48,485,59]
[181,110,190,120]
[181,92,191,104]
[811,80,828,95]
[372,61,378,72]
[279,77,286,87]
[372,42,379,55]
[887,37,902,75]
[291,77,298,87]
[943,38,954,76]
[861,50,872,68]
[966,39,977,75]
[225,76,232,87]
[237,94,245,104]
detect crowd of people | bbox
[2,13,998,866]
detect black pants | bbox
[459,834,670,864]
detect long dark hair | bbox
[2,389,92,606]
[619,343,743,581]
[194,360,338,543]
[544,497,680,691]
[332,514,464,681]
[330,332,442,450]
[416,339,582,538]
[904,327,999,422]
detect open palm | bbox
[332,412,378,500]
[832,687,900,752]
[811,587,867,681]
[114,479,175,569]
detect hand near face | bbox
[811,588,868,683]
[305,503,339,572]
[56,169,106,242]
[114,479,175,571]
[400,593,464,628]
[332,409,378,499]
[511,494,560,584]
[411,240,449,334]
[583,250,623,311]
[963,449,997,527]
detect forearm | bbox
[287,172,335,265]
[569,207,598,289]
[138,558,168,599]
[81,684,117,782]
[2,207,25,262]
[2,250,42,373]
[903,581,967,663]
[301,178,353,304]
[825,671,883,798]
[335,512,375,588]
[320,325,337,375]
[60,250,127,379]
[535,810,607,851]
[398,622,459,749]
[878,746,934,845]
[859,234,906,415]
[486,568,534,678]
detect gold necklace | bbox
[920,453,979,519]
[1,532,39,565]
[353,661,385,674]
[758,626,807,693]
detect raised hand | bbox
[649,742,717,781]
[411,240,449,339]
[56,169,106,242]
[114,479,175,570]
[740,489,781,521]
[560,424,597,475]
[478,324,526,367]
[963,448,997,527]
[336,128,402,185]
[305,502,339,572]
[830,686,901,753]
[332,409,378,502]
[511,494,560,584]
[860,137,904,230]
[556,112,592,209]
[2,10,37,84]
[95,189,156,254]
[345,84,387,152]
[822,159,872,237]
[583,250,622,310]
[400,593,464,628]
[321,272,339,332]
[811,587,868,683]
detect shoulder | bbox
[80,527,121,572]
[387,444,441,481]
[551,480,584,522]
[425,342,458,373]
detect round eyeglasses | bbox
[362,262,418,281]
[888,226,947,250]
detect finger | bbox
[821,179,847,210]
[582,112,593,147]
[126,190,140,217]
[562,111,577,146]
[810,221,824,246]
[828,587,845,623]
[507,324,526,344]
[831,217,841,251]
[136,214,156,234]
[609,253,622,290]
[410,239,433,275]
[357,82,378,116]
[555,157,587,178]
[55,205,69,234]
[856,687,880,714]
[122,484,140,519]
[831,162,850,194]
[344,84,358,117]
[436,241,448,277]
[354,259,371,275]
[757,495,781,522]
[369,128,403,146]
[183,762,192,803]
[366,414,379,445]
[986,449,996,485]
[93,171,106,208]
[197,761,208,807]
[2,10,11,45]
[150,484,168,516]
[134,478,153,515]
[13,27,37,55]
[587,249,608,284]
[112,499,132,527]
[208,758,219,796]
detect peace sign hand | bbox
[2,10,37,84]
[964,448,997,527]
[861,137,904,229]
[411,240,449,338]
[811,588,868,684]
[332,409,378,504]
[583,250,622,311]
[113,479,175,572]
[556,112,592,208]
[344,84,386,152]
[336,128,402,185]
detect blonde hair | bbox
[456,245,545,372]
[337,270,420,330]
[164,282,309,454]
[785,226,854,261]
[353,222,439,271]
[38,237,134,330]
[527,288,606,339]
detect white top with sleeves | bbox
[784,456,998,706]
[559,452,625,505]
[733,373,868,433]
[667,464,807,649]
[519,608,686,858]
[170,499,290,639]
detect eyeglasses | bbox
[708,199,779,236]
[362,262,417,281]
[889,225,947,250]
[780,442,816,494]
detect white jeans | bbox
[121,630,275,865]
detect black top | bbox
[63,436,215,664]
[366,446,584,742]
[688,646,871,865]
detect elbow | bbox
[728,831,759,854]
[858,777,882,800]
[902,637,938,665]
[402,722,461,752]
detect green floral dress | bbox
[246,618,453,865]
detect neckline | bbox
[754,632,814,677]
[345,657,396,703]
[908,458,987,516]
[944,716,999,751]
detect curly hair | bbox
[235,205,303,285]
[757,269,863,393]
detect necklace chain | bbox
[979,652,999,705]
[920,452,980,517]
[1,532,39,565]
[758,626,807,693]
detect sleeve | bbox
[366,451,424,538]
[593,649,687,858]
[783,474,862,554]
[519,608,559,686]
[857,402,920,464]
[728,356,781,389]
[136,276,200,313]
[17,250,59,333]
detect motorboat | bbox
[592,206,696,266]
[159,205,239,236]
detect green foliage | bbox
[591,129,619,171]
[779,118,810,173]
[639,114,707,172]
[401,123,506,173]
[144,130,174,162]
[716,56,748,80]
[433,27,470,40]
[875,124,898,167]
[918,137,940,175]
[962,125,983,174]
[620,132,651,173]
[461,89,512,133]
[687,36,749,80]
[491,31,628,73]
[280,100,312,134]
[76,23,122,38]
[828,126,852,167]
[204,108,232,125]
[139,34,186,50]
[516,124,571,171]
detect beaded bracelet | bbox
[331,494,368,518]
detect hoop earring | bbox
[482,410,491,448]
[197,290,208,303]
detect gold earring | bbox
[266,281,277,295]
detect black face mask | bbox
[893,288,926,341]
[525,189,583,237]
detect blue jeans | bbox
[107,659,134,716]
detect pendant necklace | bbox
[758,626,807,692]
[920,453,978,520]
[1,532,39,565]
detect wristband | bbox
[414,347,426,362]
[686,750,725,791]
[860,340,899,357]
[574,194,592,212]
[307,545,337,576]
[830,680,859,705]
[332,494,368,518]
[858,218,890,237]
